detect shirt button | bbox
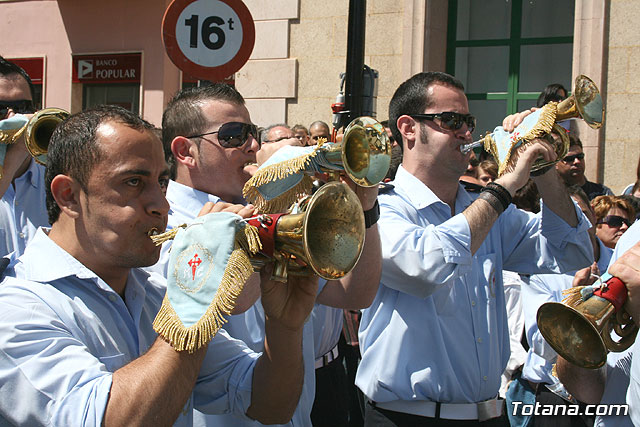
[14,201,18,206]
[18,232,25,239]
[483,376,488,381]
[477,337,482,343]
[471,301,476,306]
[108,294,117,302]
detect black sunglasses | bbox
[410,112,476,133]
[562,153,585,163]
[0,99,36,119]
[186,122,259,148]
[598,215,631,228]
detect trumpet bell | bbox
[537,276,638,369]
[537,300,609,369]
[324,116,391,187]
[25,108,69,165]
[248,182,365,281]
[556,75,604,129]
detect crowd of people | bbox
[1,54,640,427]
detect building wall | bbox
[602,0,640,193]
[2,0,638,193]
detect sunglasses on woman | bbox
[597,215,631,228]
[410,112,476,133]
[186,122,259,148]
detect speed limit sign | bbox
[162,0,255,81]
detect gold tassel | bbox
[238,224,262,255]
[150,224,187,246]
[244,175,314,213]
[562,286,586,308]
[153,241,255,353]
[491,102,558,176]
[242,148,321,212]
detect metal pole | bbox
[343,0,366,125]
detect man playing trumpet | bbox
[0,56,49,257]
[356,71,593,426]
[154,83,382,426]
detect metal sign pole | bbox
[343,0,366,126]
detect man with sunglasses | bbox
[157,83,382,426]
[556,134,613,201]
[0,56,49,258]
[356,71,593,426]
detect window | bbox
[446,0,575,138]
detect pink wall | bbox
[0,0,181,126]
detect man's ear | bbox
[171,136,197,169]
[50,174,82,219]
[397,115,418,149]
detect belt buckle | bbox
[477,398,504,422]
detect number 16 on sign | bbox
[162,0,255,81]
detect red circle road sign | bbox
[162,0,255,81]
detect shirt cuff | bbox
[435,213,473,270]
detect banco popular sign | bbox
[72,53,142,84]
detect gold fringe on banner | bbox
[243,148,321,213]
[485,102,559,176]
[152,228,260,353]
[150,224,187,246]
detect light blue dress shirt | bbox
[0,159,49,257]
[0,229,258,426]
[356,165,593,404]
[153,180,317,427]
[521,238,612,385]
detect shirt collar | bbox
[17,228,151,296]
[392,165,474,213]
[166,180,222,218]
[19,228,103,284]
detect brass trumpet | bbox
[537,277,637,369]
[247,181,365,282]
[0,108,69,165]
[460,75,604,173]
[321,116,391,187]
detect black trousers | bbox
[532,385,594,427]
[311,353,349,426]
[364,401,510,427]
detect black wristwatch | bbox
[364,199,380,229]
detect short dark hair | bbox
[0,55,35,103]
[309,121,330,133]
[388,72,465,150]
[46,105,156,224]
[568,134,583,150]
[536,83,568,108]
[292,124,308,134]
[162,83,245,177]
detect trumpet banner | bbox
[0,114,29,179]
[481,102,559,176]
[243,142,342,213]
[152,212,261,352]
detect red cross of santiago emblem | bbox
[188,253,202,280]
